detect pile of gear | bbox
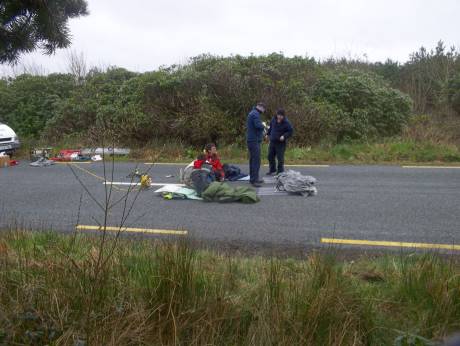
[28,147,126,167]
[275,170,317,197]
[0,152,18,167]
[155,141,317,202]
[161,161,259,203]
[125,168,152,189]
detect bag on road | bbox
[202,182,259,203]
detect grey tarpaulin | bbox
[30,157,55,167]
[275,170,317,196]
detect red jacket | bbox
[193,159,206,169]
[193,155,225,180]
[206,154,225,180]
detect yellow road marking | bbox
[321,238,460,251]
[76,225,188,235]
[68,163,107,181]
[67,163,125,191]
[402,165,460,169]
[104,181,185,187]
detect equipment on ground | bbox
[140,174,152,188]
[275,170,317,196]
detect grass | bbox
[135,139,460,165]
[1,230,460,345]
[15,138,460,166]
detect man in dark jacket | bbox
[266,108,293,175]
[246,102,266,187]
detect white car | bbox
[0,123,20,156]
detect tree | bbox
[0,0,88,64]
[67,49,87,84]
[0,73,76,136]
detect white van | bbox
[0,123,20,156]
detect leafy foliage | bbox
[0,0,88,63]
[0,73,75,136]
[2,42,460,147]
[313,70,412,141]
[447,73,460,115]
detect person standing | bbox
[266,108,293,175]
[246,102,266,187]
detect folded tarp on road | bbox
[30,157,55,167]
[275,170,317,196]
[201,182,259,203]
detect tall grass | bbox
[1,231,460,345]
[131,139,460,165]
[15,126,460,165]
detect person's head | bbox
[256,102,266,113]
[205,143,218,155]
[276,108,286,123]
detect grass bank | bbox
[1,230,460,345]
[130,139,460,165]
[16,137,460,165]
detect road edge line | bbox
[321,238,460,251]
[76,225,187,235]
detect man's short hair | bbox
[277,108,285,116]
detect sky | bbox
[1,0,460,75]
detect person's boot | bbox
[266,171,275,176]
[251,181,262,188]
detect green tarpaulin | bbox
[201,182,259,203]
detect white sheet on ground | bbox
[154,185,202,200]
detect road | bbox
[1,161,460,253]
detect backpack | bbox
[181,162,215,196]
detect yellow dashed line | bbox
[69,163,104,180]
[76,225,188,235]
[321,238,460,251]
[402,165,460,169]
[67,163,125,191]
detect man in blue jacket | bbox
[266,108,293,175]
[246,102,266,187]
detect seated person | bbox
[204,143,225,181]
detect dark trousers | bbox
[247,141,261,183]
[268,141,286,174]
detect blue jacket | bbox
[246,107,265,142]
[267,116,293,142]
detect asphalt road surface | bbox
[1,161,459,253]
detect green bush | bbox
[0,74,75,137]
[313,70,412,141]
[448,73,460,115]
[3,50,454,148]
